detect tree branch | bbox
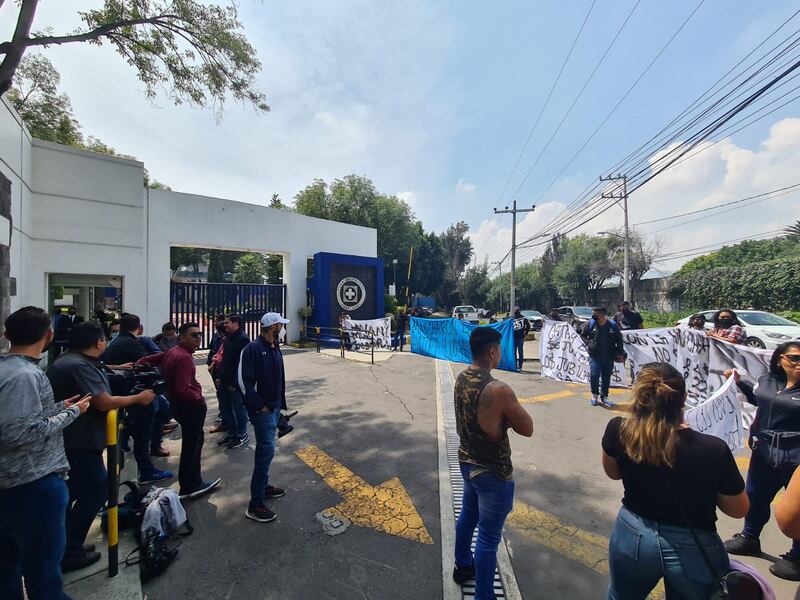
[24,15,183,48]
[0,0,39,94]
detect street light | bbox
[392,259,398,297]
[598,231,630,301]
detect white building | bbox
[0,98,377,341]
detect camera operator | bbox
[47,322,155,572]
[138,323,221,500]
[101,313,172,485]
[0,307,89,598]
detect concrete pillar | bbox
[284,252,308,342]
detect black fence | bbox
[170,282,286,349]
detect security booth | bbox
[306,252,384,342]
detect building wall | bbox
[0,98,377,340]
[596,277,683,313]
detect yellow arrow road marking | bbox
[296,445,434,544]
[507,501,664,599]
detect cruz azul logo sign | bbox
[336,277,366,311]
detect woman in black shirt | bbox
[602,362,748,599]
[724,341,800,581]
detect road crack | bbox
[369,365,414,420]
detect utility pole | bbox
[600,174,630,302]
[494,200,535,312]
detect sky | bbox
[4,0,800,274]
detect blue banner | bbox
[409,317,518,371]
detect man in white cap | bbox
[238,312,290,523]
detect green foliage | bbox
[552,235,616,304]
[269,193,290,210]
[670,258,800,312]
[784,220,800,242]
[170,246,208,274]
[298,306,313,319]
[438,221,473,307]
[639,310,692,328]
[460,264,491,308]
[777,310,800,324]
[266,254,283,284]
[384,294,398,315]
[676,237,800,275]
[7,54,83,146]
[233,253,267,284]
[408,224,446,297]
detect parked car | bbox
[521,310,544,331]
[676,310,800,349]
[555,306,594,330]
[452,305,480,324]
[412,306,433,317]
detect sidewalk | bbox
[62,448,142,599]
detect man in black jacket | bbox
[219,314,251,449]
[101,313,172,484]
[512,307,531,370]
[580,306,625,408]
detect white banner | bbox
[343,317,392,351]
[708,338,771,428]
[539,321,627,386]
[684,375,744,452]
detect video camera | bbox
[278,410,297,438]
[123,367,168,396]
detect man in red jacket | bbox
[138,322,221,499]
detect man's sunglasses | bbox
[189,332,203,339]
[781,354,800,364]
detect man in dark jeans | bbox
[512,307,531,370]
[0,307,89,597]
[392,309,409,352]
[139,323,221,499]
[240,313,290,523]
[48,322,155,572]
[219,314,251,449]
[580,306,625,408]
[101,312,172,485]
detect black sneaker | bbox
[61,550,101,573]
[770,553,800,581]
[265,485,285,499]
[453,562,475,584]
[179,477,222,500]
[724,533,761,556]
[227,433,249,449]
[217,435,235,446]
[245,504,277,523]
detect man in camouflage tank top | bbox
[453,327,533,599]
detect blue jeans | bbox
[589,356,614,396]
[0,474,69,600]
[64,449,107,560]
[393,330,405,350]
[150,395,171,452]
[454,463,515,600]
[249,408,279,508]
[221,386,249,438]
[742,449,800,554]
[128,403,155,474]
[514,337,525,369]
[608,506,729,600]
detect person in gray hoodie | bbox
[0,306,89,599]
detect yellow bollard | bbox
[105,409,119,577]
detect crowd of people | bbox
[0,304,291,598]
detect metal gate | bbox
[169,282,286,349]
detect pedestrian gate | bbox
[169,282,286,349]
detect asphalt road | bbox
[141,347,798,600]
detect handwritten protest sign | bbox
[684,375,744,452]
[539,321,627,385]
[343,317,391,350]
[708,338,770,427]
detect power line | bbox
[656,229,783,261]
[508,0,643,201]
[493,0,598,210]
[634,183,800,225]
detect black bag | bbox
[101,481,144,534]
[138,528,178,583]
[665,477,762,599]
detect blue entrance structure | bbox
[307,252,385,332]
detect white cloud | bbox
[456,178,476,195]
[472,118,800,275]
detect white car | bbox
[676,310,800,350]
[452,305,480,324]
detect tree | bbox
[170,246,207,277]
[784,220,800,242]
[294,175,420,291]
[438,221,473,307]
[551,235,616,304]
[461,264,491,308]
[676,236,800,276]
[207,248,243,282]
[269,192,290,210]
[0,1,269,116]
[5,53,82,145]
[233,253,268,284]
[407,223,446,297]
[606,229,665,300]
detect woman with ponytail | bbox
[601,362,750,599]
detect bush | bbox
[639,311,693,328]
[777,310,800,324]
[669,258,800,312]
[384,294,398,314]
